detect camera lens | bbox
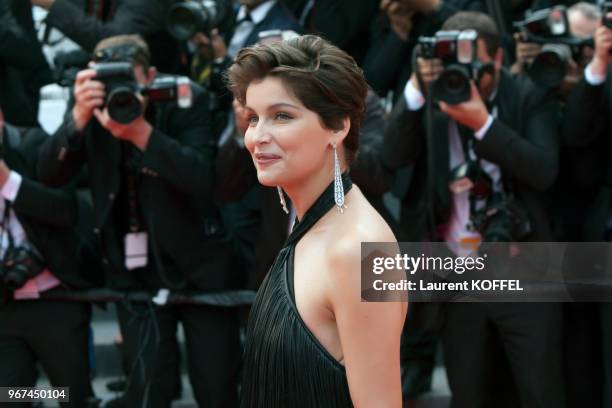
[167,2,218,41]
[528,45,569,88]
[433,65,471,105]
[107,87,142,124]
[167,4,201,41]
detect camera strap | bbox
[122,143,145,233]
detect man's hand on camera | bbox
[591,20,612,77]
[510,33,541,75]
[93,106,153,151]
[410,57,443,95]
[30,0,55,9]
[72,69,106,132]
[191,29,227,60]
[439,82,489,132]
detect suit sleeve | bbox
[350,91,393,196]
[10,127,78,228]
[0,3,48,69]
[473,93,560,191]
[139,89,217,197]
[381,96,425,169]
[214,138,257,203]
[37,115,88,188]
[310,0,379,50]
[562,75,608,148]
[45,0,169,51]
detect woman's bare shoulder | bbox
[323,188,399,293]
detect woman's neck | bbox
[283,159,346,221]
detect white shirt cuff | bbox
[404,80,426,111]
[474,115,494,140]
[585,63,607,86]
[2,171,22,202]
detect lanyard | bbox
[122,144,144,233]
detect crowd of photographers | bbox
[0,0,611,407]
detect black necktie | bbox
[236,12,252,25]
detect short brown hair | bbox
[93,35,151,70]
[442,11,500,58]
[226,35,368,163]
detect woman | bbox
[227,35,407,407]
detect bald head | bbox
[568,2,601,38]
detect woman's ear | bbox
[332,117,351,144]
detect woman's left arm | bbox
[328,236,407,408]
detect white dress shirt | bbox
[584,62,608,86]
[227,0,277,58]
[0,171,61,299]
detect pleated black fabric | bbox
[241,174,354,408]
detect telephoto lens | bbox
[167,0,224,41]
[528,44,571,89]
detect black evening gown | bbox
[240,174,354,408]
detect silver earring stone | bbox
[333,143,347,213]
[277,186,289,214]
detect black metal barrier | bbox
[38,288,257,307]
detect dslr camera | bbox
[93,62,193,124]
[514,6,592,88]
[417,30,484,105]
[167,0,229,41]
[471,192,532,242]
[0,246,45,293]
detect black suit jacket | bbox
[284,0,379,64]
[382,70,560,242]
[37,84,234,291]
[561,66,612,240]
[0,1,52,126]
[45,0,182,73]
[238,1,301,48]
[1,124,100,291]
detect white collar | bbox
[237,0,277,25]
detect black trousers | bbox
[602,303,612,408]
[0,298,93,408]
[443,302,564,408]
[116,302,240,408]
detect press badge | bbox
[125,232,148,270]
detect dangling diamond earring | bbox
[332,142,347,213]
[277,186,289,214]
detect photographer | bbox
[32,0,183,74]
[510,3,600,94]
[382,11,563,407]
[561,8,612,407]
[363,0,484,101]
[37,35,239,408]
[0,108,100,408]
[0,0,52,126]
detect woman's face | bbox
[243,76,334,188]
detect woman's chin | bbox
[257,171,282,187]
